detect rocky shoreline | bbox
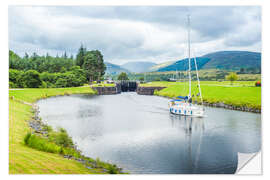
[201,101,261,113]
[28,103,124,174]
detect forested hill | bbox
[9,46,106,88]
[156,57,210,72]
[121,61,157,73]
[105,62,130,75]
[201,51,261,70]
[154,51,261,72]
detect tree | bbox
[117,72,129,80]
[226,72,238,85]
[76,44,86,68]
[82,51,98,84]
[18,70,42,88]
[55,78,68,88]
[82,50,106,84]
[63,51,68,59]
[154,77,161,81]
[139,77,144,82]
[240,68,245,74]
[94,50,106,81]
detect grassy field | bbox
[9,87,119,174]
[140,81,261,109]
[91,83,115,87]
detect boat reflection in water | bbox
[37,94,260,174]
[170,114,206,173]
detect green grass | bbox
[91,83,116,87]
[140,81,261,109]
[9,87,96,103]
[9,87,121,174]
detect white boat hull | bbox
[169,102,204,117]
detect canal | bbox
[37,93,261,174]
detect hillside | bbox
[201,51,261,70]
[105,62,130,75]
[154,51,261,72]
[149,61,175,72]
[157,57,211,72]
[121,61,157,73]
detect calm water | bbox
[37,93,261,174]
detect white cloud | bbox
[9,6,261,65]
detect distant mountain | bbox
[201,51,261,70]
[149,61,175,72]
[105,62,130,75]
[121,61,157,73]
[157,58,211,72]
[154,51,261,72]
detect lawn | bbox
[91,83,116,87]
[9,87,96,103]
[9,87,113,174]
[140,81,261,109]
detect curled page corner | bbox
[236,151,261,174]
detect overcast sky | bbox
[9,6,261,65]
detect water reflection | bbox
[170,115,206,173]
[37,94,261,174]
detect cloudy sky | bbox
[9,6,261,65]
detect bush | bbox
[9,81,16,88]
[17,70,42,88]
[255,81,261,87]
[24,133,61,153]
[40,81,47,88]
[43,125,53,133]
[55,78,68,88]
[49,128,74,148]
[24,132,31,145]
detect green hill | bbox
[149,61,175,72]
[157,57,211,72]
[154,51,261,72]
[202,51,261,70]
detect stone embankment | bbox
[91,84,121,95]
[28,104,124,173]
[136,86,166,95]
[202,102,261,113]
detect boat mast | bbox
[188,15,191,98]
[194,51,203,106]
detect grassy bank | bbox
[91,83,115,87]
[140,81,261,110]
[9,87,121,174]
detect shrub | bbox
[9,81,16,88]
[255,81,261,87]
[40,81,47,88]
[107,164,118,174]
[49,128,74,148]
[43,125,53,133]
[24,132,31,145]
[226,72,238,85]
[24,133,61,153]
[17,70,42,88]
[55,78,68,88]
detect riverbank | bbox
[9,87,123,174]
[139,81,261,113]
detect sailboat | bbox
[169,15,205,117]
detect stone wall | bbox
[136,86,166,95]
[202,102,261,113]
[92,84,121,95]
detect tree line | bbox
[9,45,106,88]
